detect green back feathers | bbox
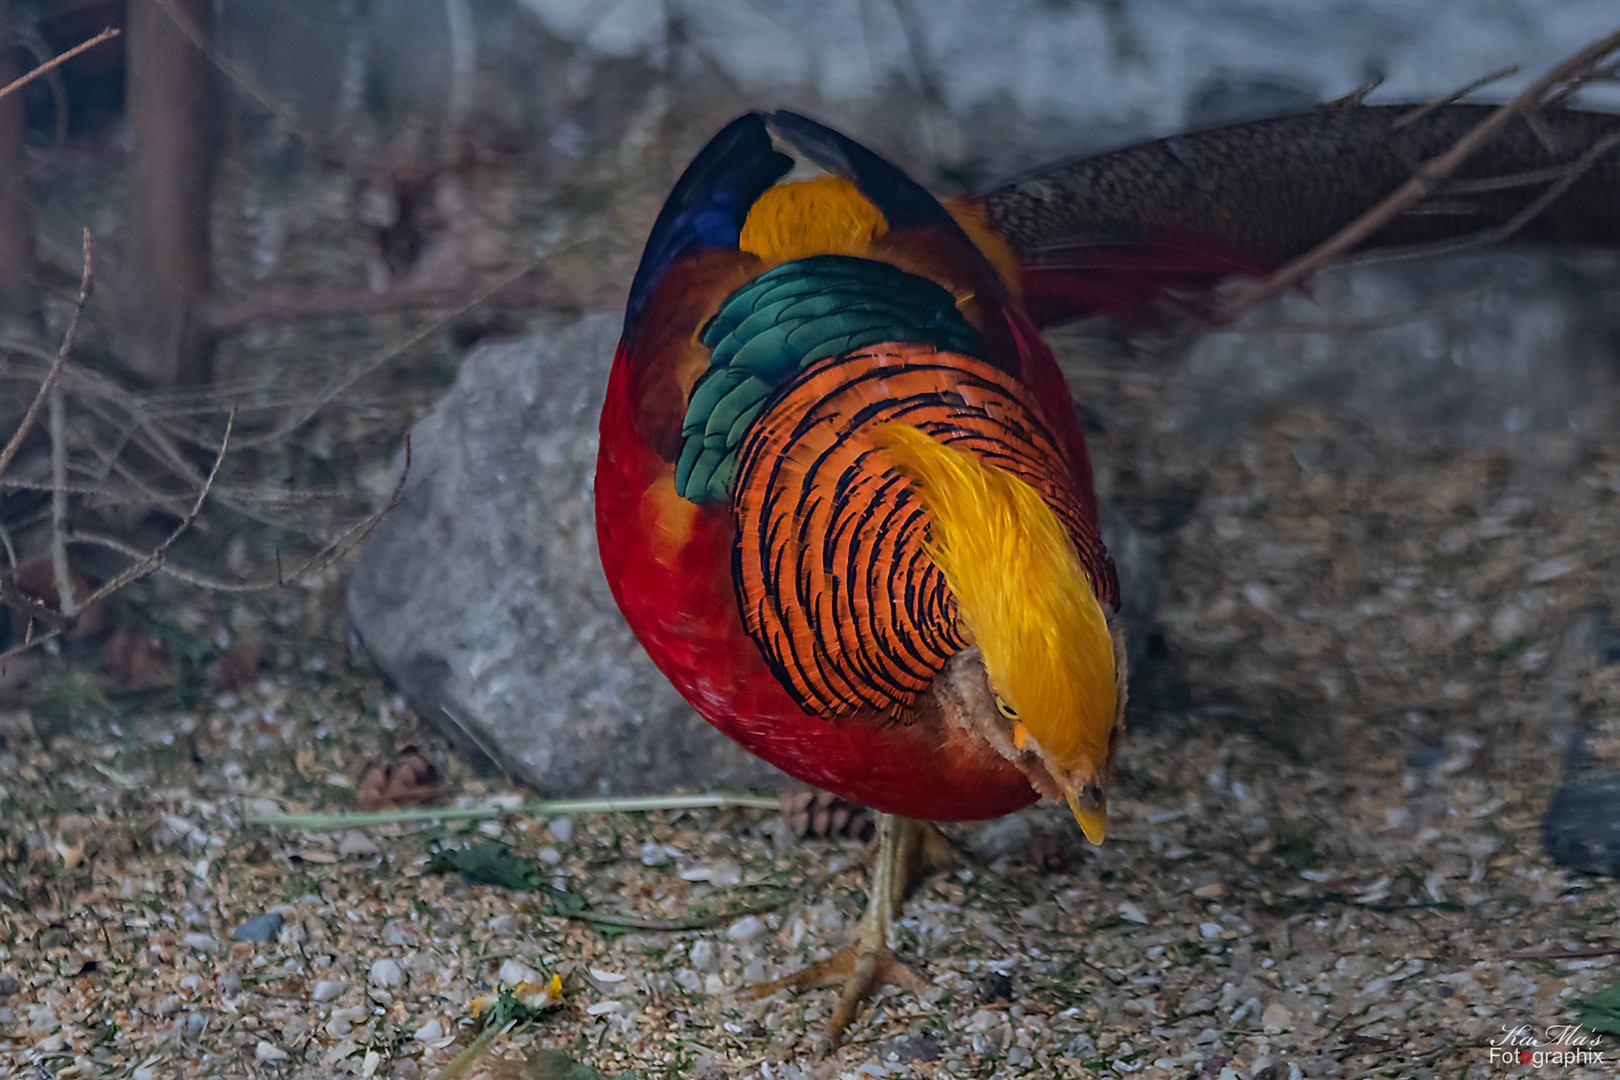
[675,255,983,503]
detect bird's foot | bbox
[741,812,945,1047]
[742,933,925,1045]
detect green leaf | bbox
[1580,976,1620,1035]
[426,842,586,915]
[515,1049,647,1080]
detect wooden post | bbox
[0,0,41,338]
[123,0,217,387]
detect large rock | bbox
[1167,253,1620,448]
[346,314,787,796]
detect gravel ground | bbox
[5,317,1620,1080]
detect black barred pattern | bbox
[729,344,1092,719]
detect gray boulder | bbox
[346,314,787,796]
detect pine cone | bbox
[356,747,441,810]
[779,790,875,842]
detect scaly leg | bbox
[744,812,952,1045]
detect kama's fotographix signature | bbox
[1487,1024,1608,1068]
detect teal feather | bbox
[676,254,984,502]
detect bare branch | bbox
[1216,28,1620,323]
[0,229,92,486]
[75,408,236,609]
[0,27,119,104]
[230,262,548,450]
[1393,66,1518,128]
[48,373,72,615]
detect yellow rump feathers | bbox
[739,176,888,264]
[876,424,1117,774]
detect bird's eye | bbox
[995,696,1018,720]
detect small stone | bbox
[232,913,284,943]
[181,933,219,952]
[549,817,573,843]
[1527,556,1578,584]
[978,970,1014,1004]
[255,1041,289,1062]
[1262,1002,1292,1034]
[1118,901,1149,924]
[536,846,563,867]
[311,980,346,1002]
[590,967,627,983]
[1489,603,1528,644]
[498,958,541,986]
[726,916,765,942]
[1200,922,1223,940]
[1193,882,1226,899]
[872,1034,942,1063]
[488,913,519,938]
[414,1018,443,1041]
[689,940,719,971]
[339,831,380,857]
[368,958,404,988]
[0,974,19,1000]
[1066,1033,1097,1058]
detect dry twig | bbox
[1216,28,1620,323]
[0,27,118,104]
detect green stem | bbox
[247,792,781,830]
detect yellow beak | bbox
[1064,782,1108,846]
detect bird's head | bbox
[878,424,1124,844]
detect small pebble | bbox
[1118,901,1149,924]
[368,958,404,988]
[498,959,542,986]
[232,913,284,943]
[488,913,520,938]
[414,1017,443,1041]
[255,1041,288,1062]
[726,915,765,942]
[872,1034,942,1063]
[339,831,380,857]
[1262,1002,1292,1034]
[311,979,346,1002]
[689,940,719,972]
[549,817,573,843]
[978,970,1014,1004]
[181,933,219,952]
[537,846,563,867]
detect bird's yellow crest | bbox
[739,175,888,264]
[876,424,1117,774]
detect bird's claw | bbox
[742,940,925,1045]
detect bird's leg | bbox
[744,812,951,1045]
